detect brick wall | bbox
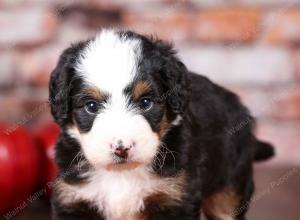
[0,0,299,165]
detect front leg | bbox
[144,198,202,220]
[52,199,104,220]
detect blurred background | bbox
[0,0,299,219]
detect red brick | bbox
[227,86,271,119]
[0,53,16,88]
[14,44,65,87]
[189,0,229,8]
[190,0,300,7]
[193,9,261,43]
[89,0,127,10]
[0,89,48,125]
[0,93,23,122]
[237,0,300,7]
[56,23,97,47]
[256,121,300,165]
[91,0,179,10]
[0,0,62,8]
[0,7,57,49]
[57,4,122,30]
[264,10,300,45]
[228,86,300,121]
[178,46,294,86]
[123,8,191,42]
[271,87,300,121]
[292,50,300,81]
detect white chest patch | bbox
[57,167,168,220]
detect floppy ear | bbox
[156,41,190,114]
[49,60,70,126]
[49,43,84,126]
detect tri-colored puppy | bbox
[49,29,274,220]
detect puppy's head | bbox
[49,29,189,171]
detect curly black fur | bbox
[49,30,274,220]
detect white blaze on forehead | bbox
[75,29,141,93]
[70,29,159,169]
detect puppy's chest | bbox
[87,171,155,219]
[60,169,185,220]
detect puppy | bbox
[49,29,274,220]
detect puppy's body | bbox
[49,30,274,220]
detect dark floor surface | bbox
[2,164,299,220]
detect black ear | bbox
[156,41,190,114]
[49,60,70,126]
[49,42,86,126]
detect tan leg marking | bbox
[203,187,240,220]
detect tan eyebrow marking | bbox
[133,81,152,100]
[83,87,104,101]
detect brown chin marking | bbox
[105,161,142,172]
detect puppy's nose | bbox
[111,140,132,159]
[114,146,130,159]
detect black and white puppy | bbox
[49,29,274,220]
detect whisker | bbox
[160,142,177,169]
[68,151,83,170]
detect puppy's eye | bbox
[85,101,100,114]
[139,98,153,111]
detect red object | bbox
[0,130,17,214]
[0,123,60,214]
[34,123,60,190]
[10,126,40,207]
[0,125,40,214]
